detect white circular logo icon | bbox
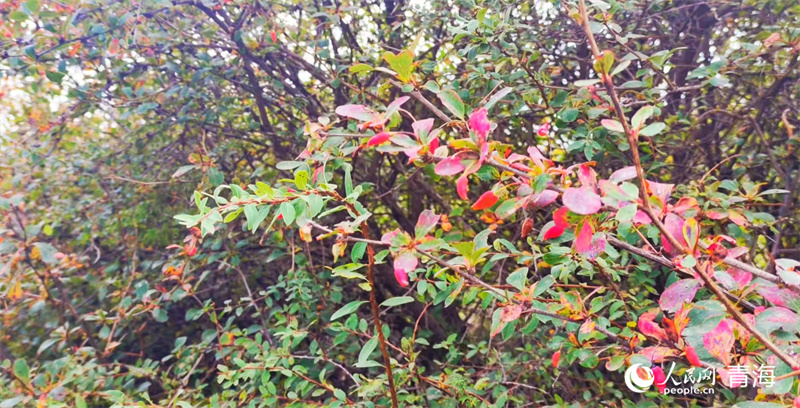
[625,364,654,393]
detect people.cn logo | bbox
[625,364,655,393]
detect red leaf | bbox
[472,191,499,210]
[659,279,700,313]
[468,108,492,141]
[434,157,465,176]
[685,345,702,367]
[456,175,469,200]
[553,207,569,228]
[574,221,593,254]
[562,187,602,215]
[551,350,561,367]
[270,30,277,43]
[367,131,392,146]
[543,224,565,240]
[638,314,669,342]
[703,319,735,365]
[652,366,667,393]
[394,268,409,287]
[633,210,652,224]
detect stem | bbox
[361,223,400,408]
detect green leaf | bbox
[208,167,224,186]
[382,50,414,82]
[74,396,87,408]
[495,198,519,219]
[33,242,58,265]
[26,0,40,12]
[506,267,528,291]
[483,87,513,111]
[13,359,30,384]
[638,122,665,137]
[559,108,579,123]
[46,71,65,84]
[1,397,23,408]
[9,11,28,22]
[631,105,654,131]
[331,300,367,321]
[349,63,373,74]
[380,296,415,307]
[279,201,296,226]
[358,337,378,365]
[437,90,465,119]
[294,170,309,190]
[351,242,367,262]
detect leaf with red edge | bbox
[456,175,469,200]
[609,166,637,183]
[703,319,735,365]
[434,157,465,176]
[756,280,800,307]
[728,210,749,226]
[682,218,699,250]
[641,346,677,363]
[672,197,700,214]
[381,229,401,244]
[414,209,440,239]
[562,187,602,215]
[412,118,435,139]
[367,131,392,146]
[659,279,700,313]
[335,104,377,122]
[501,304,522,323]
[645,180,674,206]
[574,221,593,254]
[601,119,624,133]
[705,210,728,220]
[528,190,558,208]
[472,191,499,210]
[755,307,799,335]
[577,164,597,190]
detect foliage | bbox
[2,0,800,407]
